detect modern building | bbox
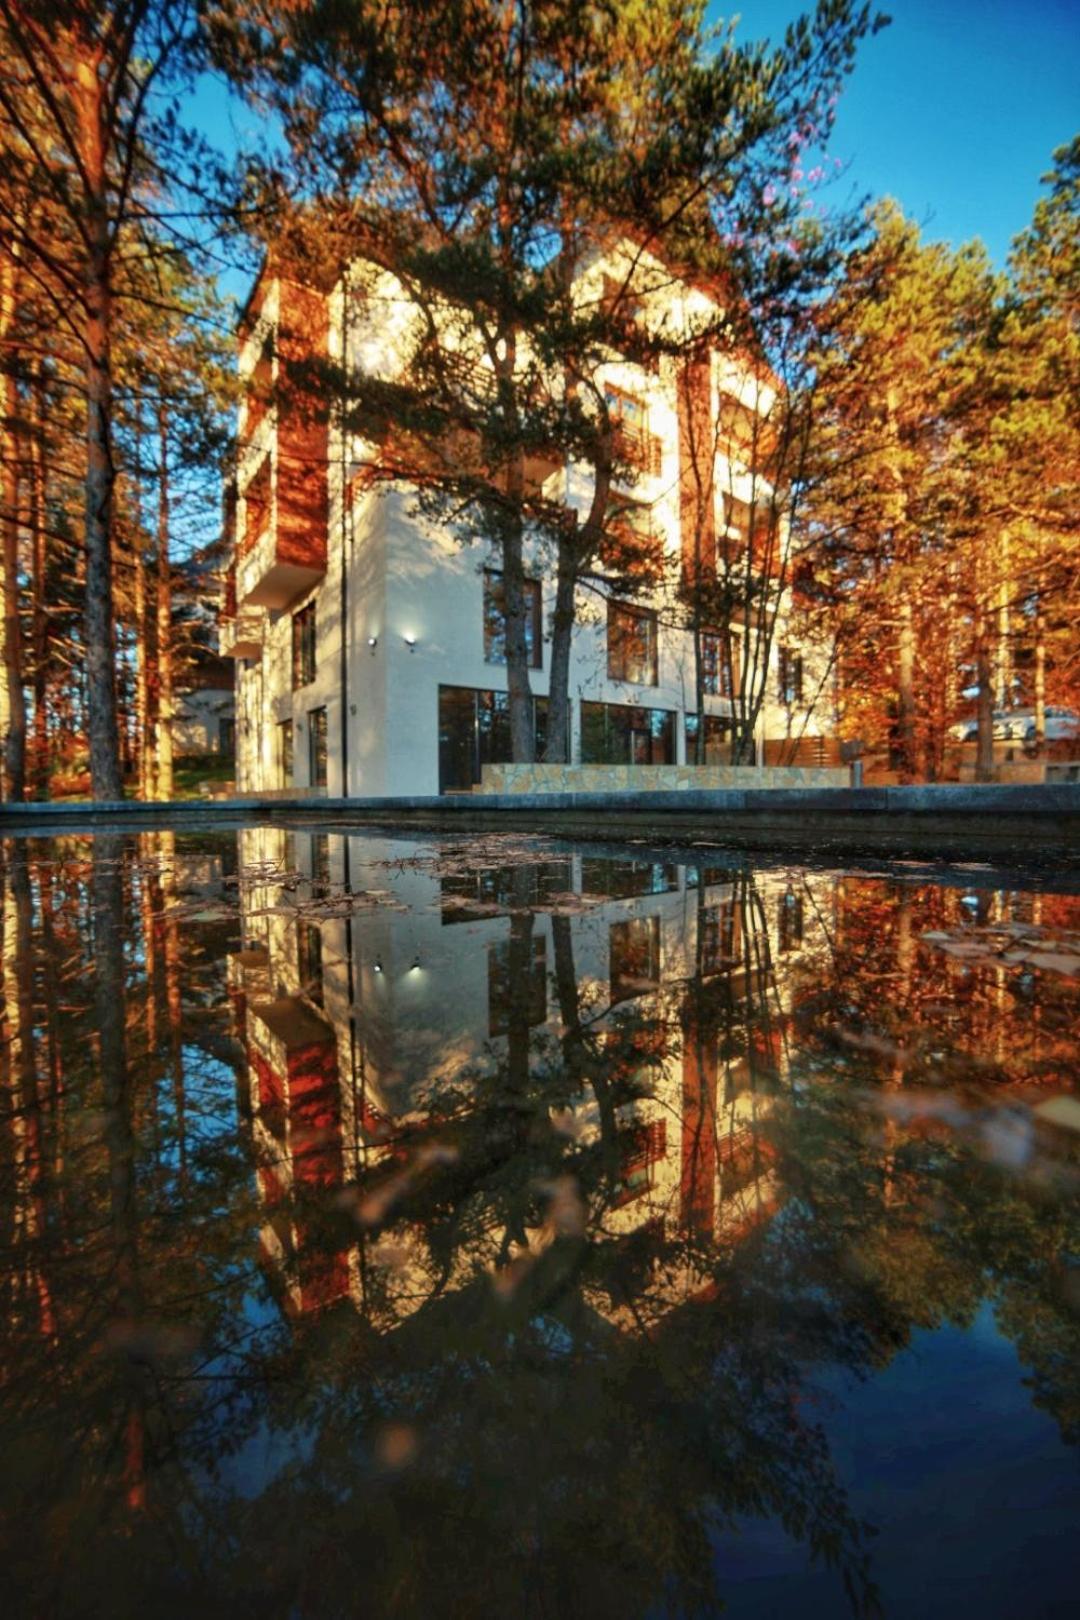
[221,241,833,797]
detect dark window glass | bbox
[610,915,661,1004]
[700,630,736,698]
[581,701,674,767]
[297,920,323,1004]
[701,903,738,975]
[608,600,658,685]
[778,889,804,953]
[278,720,293,785]
[308,707,328,787]
[778,645,804,705]
[613,1118,667,1208]
[580,859,678,900]
[488,933,547,1036]
[311,832,331,890]
[442,860,572,924]
[685,712,732,766]
[292,602,316,688]
[219,716,236,755]
[437,685,555,792]
[483,571,542,668]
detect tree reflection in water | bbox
[0,829,1077,1618]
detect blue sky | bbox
[194,0,1079,307]
[720,0,1080,264]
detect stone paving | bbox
[480,762,850,794]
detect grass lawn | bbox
[171,757,237,800]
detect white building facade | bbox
[222,243,832,797]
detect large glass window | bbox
[778,645,804,705]
[483,571,542,668]
[700,629,736,697]
[610,915,661,1003]
[605,384,661,478]
[580,858,678,900]
[292,602,316,688]
[581,700,675,767]
[607,600,658,685]
[308,707,328,787]
[601,496,656,572]
[685,712,733,766]
[488,934,547,1036]
[438,685,554,793]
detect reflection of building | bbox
[222,248,830,797]
[231,829,818,1326]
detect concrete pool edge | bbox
[2,782,1078,861]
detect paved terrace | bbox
[2,782,1078,862]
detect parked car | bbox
[949,709,1033,742]
[1024,707,1080,744]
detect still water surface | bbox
[1,827,1078,1618]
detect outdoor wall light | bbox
[403,633,417,651]
[367,636,378,652]
[373,960,383,974]
[410,956,421,971]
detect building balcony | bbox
[219,610,265,659]
[612,421,663,480]
[236,515,326,611]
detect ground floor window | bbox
[438,685,551,793]
[219,716,236,755]
[308,707,328,787]
[278,719,293,786]
[581,700,675,766]
[685,712,733,765]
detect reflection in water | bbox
[0,829,1078,1618]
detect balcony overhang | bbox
[220,611,265,658]
[236,523,326,611]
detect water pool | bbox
[1,826,1077,1618]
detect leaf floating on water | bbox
[1033,1095,1080,1134]
[1024,952,1080,979]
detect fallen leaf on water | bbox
[1033,1095,1080,1134]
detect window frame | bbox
[607,598,659,686]
[278,719,293,786]
[482,569,543,669]
[308,706,328,788]
[778,645,804,706]
[292,601,317,690]
[700,628,736,698]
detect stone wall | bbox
[480,762,849,794]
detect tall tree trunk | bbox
[975,613,995,782]
[92,832,147,1513]
[74,47,124,801]
[1033,594,1046,754]
[155,406,174,799]
[2,368,26,801]
[29,368,49,799]
[896,595,916,783]
[130,401,152,799]
[544,532,577,765]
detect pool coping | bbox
[2,782,1078,862]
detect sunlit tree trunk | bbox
[1,368,26,801]
[1033,592,1046,753]
[73,44,123,801]
[154,405,174,799]
[975,611,995,782]
[29,368,49,799]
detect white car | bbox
[1024,707,1080,743]
[949,710,1033,742]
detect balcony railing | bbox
[612,420,663,479]
[220,610,265,659]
